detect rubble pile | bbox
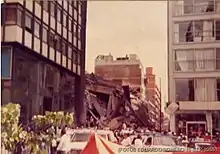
[84,73,152,130]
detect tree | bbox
[1,103,74,153]
[1,103,28,152]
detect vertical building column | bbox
[170,114,176,133]
[206,111,212,137]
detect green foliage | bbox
[1,103,27,151]
[1,102,75,153]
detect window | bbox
[178,21,193,42]
[216,21,220,40]
[61,40,67,55]
[175,50,194,71]
[55,35,61,51]
[1,47,12,79]
[68,19,73,32]
[194,49,215,71]
[34,19,40,38]
[183,0,193,14]
[42,25,48,43]
[74,9,77,21]
[73,23,77,33]
[73,50,77,63]
[78,40,81,50]
[49,30,55,47]
[194,0,214,13]
[25,12,32,32]
[43,1,48,11]
[56,6,62,22]
[17,8,22,26]
[216,48,220,69]
[175,79,195,101]
[78,27,81,39]
[216,79,220,101]
[77,52,81,65]
[63,13,67,27]
[78,3,81,14]
[50,2,55,17]
[67,45,72,59]
[73,36,77,46]
[35,0,42,5]
[79,15,81,25]
[5,7,17,24]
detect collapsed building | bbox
[84,73,153,130]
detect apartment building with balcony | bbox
[167,0,220,135]
[145,67,161,129]
[1,0,87,124]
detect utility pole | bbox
[159,77,162,132]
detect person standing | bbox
[56,128,71,154]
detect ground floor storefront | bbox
[170,110,220,136]
[1,45,84,124]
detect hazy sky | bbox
[86,1,168,106]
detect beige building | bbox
[167,0,220,135]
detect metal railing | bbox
[173,30,220,44]
[175,59,220,72]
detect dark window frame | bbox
[43,1,49,12]
[56,4,62,23]
[49,1,55,17]
[25,11,33,33]
[67,44,72,59]
[34,18,41,38]
[4,4,18,25]
[63,11,67,28]
[1,46,13,79]
[55,34,62,52]
[175,78,195,101]
[42,24,48,43]
[61,40,68,56]
[49,29,56,48]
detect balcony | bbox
[172,0,220,17]
[179,101,220,110]
[175,59,220,72]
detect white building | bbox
[167,0,220,135]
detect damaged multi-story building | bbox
[84,73,152,129]
[145,67,161,130]
[1,0,87,124]
[93,54,156,128]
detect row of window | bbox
[36,1,82,26]
[172,0,220,16]
[2,5,82,46]
[173,20,220,43]
[175,78,220,102]
[2,5,82,59]
[174,48,220,72]
[1,46,81,79]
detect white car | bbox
[68,129,117,153]
[130,134,187,152]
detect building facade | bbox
[94,54,146,98]
[145,67,161,129]
[167,0,220,135]
[1,0,87,124]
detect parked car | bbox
[130,134,186,152]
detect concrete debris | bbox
[84,73,153,130]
